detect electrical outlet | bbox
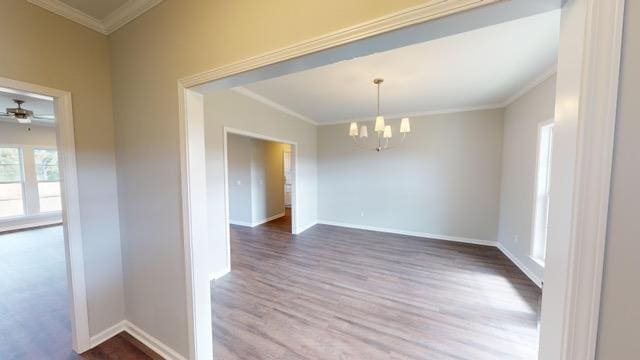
[514,235,519,243]
[361,211,365,217]
[236,180,242,186]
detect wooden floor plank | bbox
[212,210,541,359]
[0,226,155,359]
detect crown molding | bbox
[232,87,319,126]
[320,103,505,126]
[28,0,105,33]
[27,0,162,35]
[103,0,163,34]
[501,65,557,107]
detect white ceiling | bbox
[0,88,55,124]
[58,0,129,20]
[241,10,560,125]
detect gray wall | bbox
[0,1,124,337]
[318,109,504,242]
[204,90,317,276]
[596,0,640,357]
[227,134,286,225]
[227,134,253,224]
[497,75,557,282]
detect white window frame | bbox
[530,120,554,265]
[0,145,27,219]
[33,147,62,214]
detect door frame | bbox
[0,76,91,352]
[177,0,625,358]
[223,127,299,239]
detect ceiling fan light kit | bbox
[349,78,411,152]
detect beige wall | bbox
[497,75,557,282]
[596,0,640,357]
[227,134,253,224]
[204,90,316,279]
[109,1,431,352]
[318,109,504,242]
[227,134,287,226]
[0,1,123,336]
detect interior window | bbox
[532,122,554,263]
[0,147,25,218]
[34,149,62,212]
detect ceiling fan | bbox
[0,99,53,124]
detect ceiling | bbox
[240,10,560,125]
[0,88,55,125]
[28,0,162,34]
[58,0,130,20]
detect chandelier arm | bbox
[351,136,370,150]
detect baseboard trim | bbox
[229,219,252,227]
[251,212,285,227]
[497,243,543,288]
[124,321,187,360]
[0,219,62,233]
[317,220,496,247]
[295,221,317,234]
[90,320,127,348]
[90,320,186,360]
[229,212,285,228]
[209,267,231,281]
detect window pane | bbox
[0,148,21,165]
[0,183,24,217]
[34,149,60,181]
[38,181,62,212]
[0,148,22,182]
[0,164,22,182]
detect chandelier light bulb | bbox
[400,117,411,133]
[383,125,392,138]
[349,122,359,136]
[360,125,368,138]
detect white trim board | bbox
[27,0,162,35]
[209,267,231,281]
[90,320,187,360]
[317,220,496,247]
[0,218,62,233]
[229,213,285,228]
[497,243,543,288]
[232,87,318,125]
[296,221,318,234]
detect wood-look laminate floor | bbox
[212,210,541,359]
[0,226,154,360]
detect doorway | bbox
[224,131,296,234]
[178,1,624,358]
[0,77,90,354]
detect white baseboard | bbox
[317,220,496,247]
[295,221,317,234]
[124,321,187,360]
[90,320,127,348]
[90,320,186,360]
[209,267,231,281]
[497,243,543,288]
[229,219,252,227]
[251,212,285,227]
[0,215,62,233]
[229,212,285,228]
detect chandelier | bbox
[349,78,411,152]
